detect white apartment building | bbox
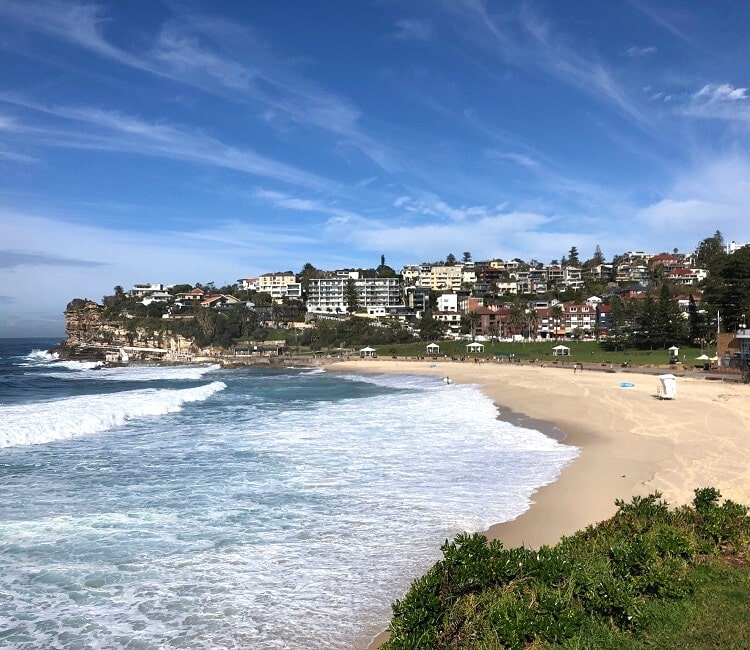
[437,293,459,312]
[237,278,258,291]
[130,283,165,297]
[667,268,708,286]
[417,265,464,291]
[727,241,750,254]
[562,266,584,290]
[307,277,401,314]
[256,272,301,302]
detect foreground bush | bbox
[384,489,750,649]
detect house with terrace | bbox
[201,294,241,310]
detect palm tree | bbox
[509,301,526,339]
[526,308,539,341]
[465,310,481,340]
[550,304,564,340]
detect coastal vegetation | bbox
[383,489,750,649]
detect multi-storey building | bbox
[562,266,584,290]
[306,277,401,314]
[562,302,597,334]
[417,265,464,292]
[405,286,431,312]
[256,272,301,302]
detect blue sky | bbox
[2,0,750,336]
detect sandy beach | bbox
[336,358,750,649]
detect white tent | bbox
[359,346,377,358]
[426,343,440,354]
[466,342,484,353]
[658,374,677,399]
[695,354,710,361]
[552,344,570,356]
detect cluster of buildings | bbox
[122,241,750,342]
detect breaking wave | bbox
[0,381,226,448]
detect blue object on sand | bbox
[620,381,635,388]
[429,364,437,368]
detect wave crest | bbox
[0,381,226,448]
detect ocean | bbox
[0,338,578,649]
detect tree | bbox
[702,245,750,331]
[463,310,481,339]
[526,308,540,340]
[696,230,726,272]
[687,294,709,345]
[462,251,472,263]
[344,278,360,314]
[419,310,445,341]
[550,304,564,340]
[298,262,322,295]
[591,244,605,266]
[446,253,457,265]
[509,301,526,337]
[568,246,580,266]
[376,254,398,278]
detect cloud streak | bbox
[0,250,106,270]
[0,94,334,189]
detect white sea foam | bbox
[20,349,59,364]
[38,363,220,381]
[0,369,578,649]
[0,381,226,448]
[19,349,103,370]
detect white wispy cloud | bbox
[0,94,333,189]
[395,196,490,220]
[682,83,750,121]
[393,18,434,41]
[0,148,38,163]
[695,83,749,102]
[0,1,396,169]
[625,45,657,56]
[486,150,540,170]
[0,250,105,269]
[636,155,750,244]
[437,0,649,126]
[628,1,693,44]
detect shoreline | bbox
[329,358,750,649]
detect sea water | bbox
[0,338,578,649]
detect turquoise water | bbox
[0,339,578,649]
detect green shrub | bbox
[383,489,750,650]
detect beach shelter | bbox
[426,343,440,354]
[466,342,484,353]
[695,354,710,361]
[658,374,677,400]
[552,344,570,356]
[359,346,377,358]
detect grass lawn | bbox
[351,340,710,368]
